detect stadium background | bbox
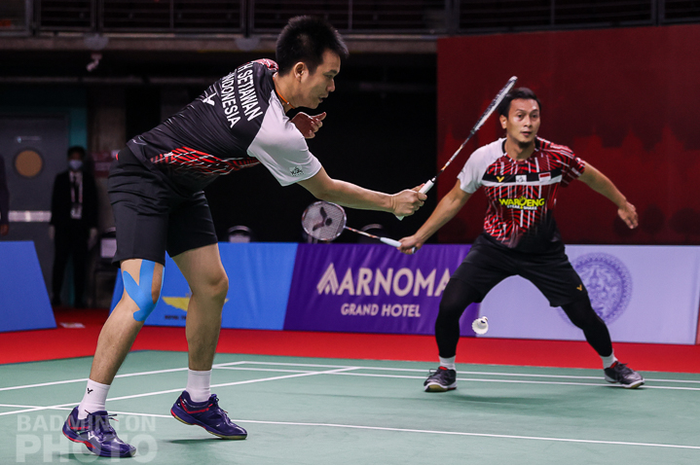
[1,0,699,305]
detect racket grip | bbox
[380,237,402,248]
[395,179,436,221]
[419,179,435,194]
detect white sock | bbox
[77,379,111,419]
[439,356,456,371]
[186,369,212,403]
[602,353,618,369]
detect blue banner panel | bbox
[0,241,56,332]
[112,243,297,330]
[284,244,478,335]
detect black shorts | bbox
[451,234,588,307]
[108,147,218,265]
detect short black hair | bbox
[276,16,349,76]
[497,87,542,117]
[67,146,86,159]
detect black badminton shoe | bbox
[604,362,645,389]
[171,391,247,439]
[424,366,457,392]
[62,407,136,458]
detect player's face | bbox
[500,98,540,147]
[299,50,340,109]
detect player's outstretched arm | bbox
[577,161,638,229]
[399,180,471,254]
[297,167,427,217]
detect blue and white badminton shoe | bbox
[62,407,136,457]
[171,391,247,439]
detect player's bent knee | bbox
[122,260,162,322]
[214,273,229,299]
[186,275,228,311]
[195,271,228,302]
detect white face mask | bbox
[68,160,83,171]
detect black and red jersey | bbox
[457,137,585,252]
[125,59,321,193]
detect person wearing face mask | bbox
[50,146,98,308]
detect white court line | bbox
[7,406,700,452]
[216,366,319,374]
[215,367,610,388]
[3,360,700,397]
[0,403,49,409]
[212,364,700,391]
[643,377,700,384]
[0,377,90,392]
[233,419,700,451]
[2,367,694,419]
[0,366,360,417]
[236,419,700,450]
[3,358,700,402]
[236,361,700,384]
[3,356,700,390]
[0,361,248,392]
[105,366,360,403]
[213,366,700,391]
[209,365,610,385]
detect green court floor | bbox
[1,351,699,464]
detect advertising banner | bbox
[478,245,700,344]
[112,243,297,330]
[283,243,478,335]
[0,241,55,332]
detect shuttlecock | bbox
[472,316,489,335]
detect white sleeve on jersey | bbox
[248,96,323,186]
[457,139,505,194]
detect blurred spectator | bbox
[50,146,98,307]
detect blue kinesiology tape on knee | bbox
[122,260,161,322]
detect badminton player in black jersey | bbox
[398,87,644,393]
[62,16,426,458]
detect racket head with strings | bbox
[301,201,347,242]
[397,76,517,221]
[471,75,518,134]
[438,75,518,176]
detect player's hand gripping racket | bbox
[397,76,518,220]
[302,201,408,249]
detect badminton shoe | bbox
[171,391,247,439]
[62,407,136,458]
[424,366,457,392]
[604,362,645,389]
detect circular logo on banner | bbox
[561,253,632,325]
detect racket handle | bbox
[419,179,435,194]
[380,237,402,248]
[379,237,417,254]
[396,179,435,221]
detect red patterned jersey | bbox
[457,137,585,252]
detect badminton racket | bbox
[302,201,403,248]
[397,75,518,220]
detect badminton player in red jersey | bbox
[399,88,644,393]
[62,16,426,458]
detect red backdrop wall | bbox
[436,24,700,245]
